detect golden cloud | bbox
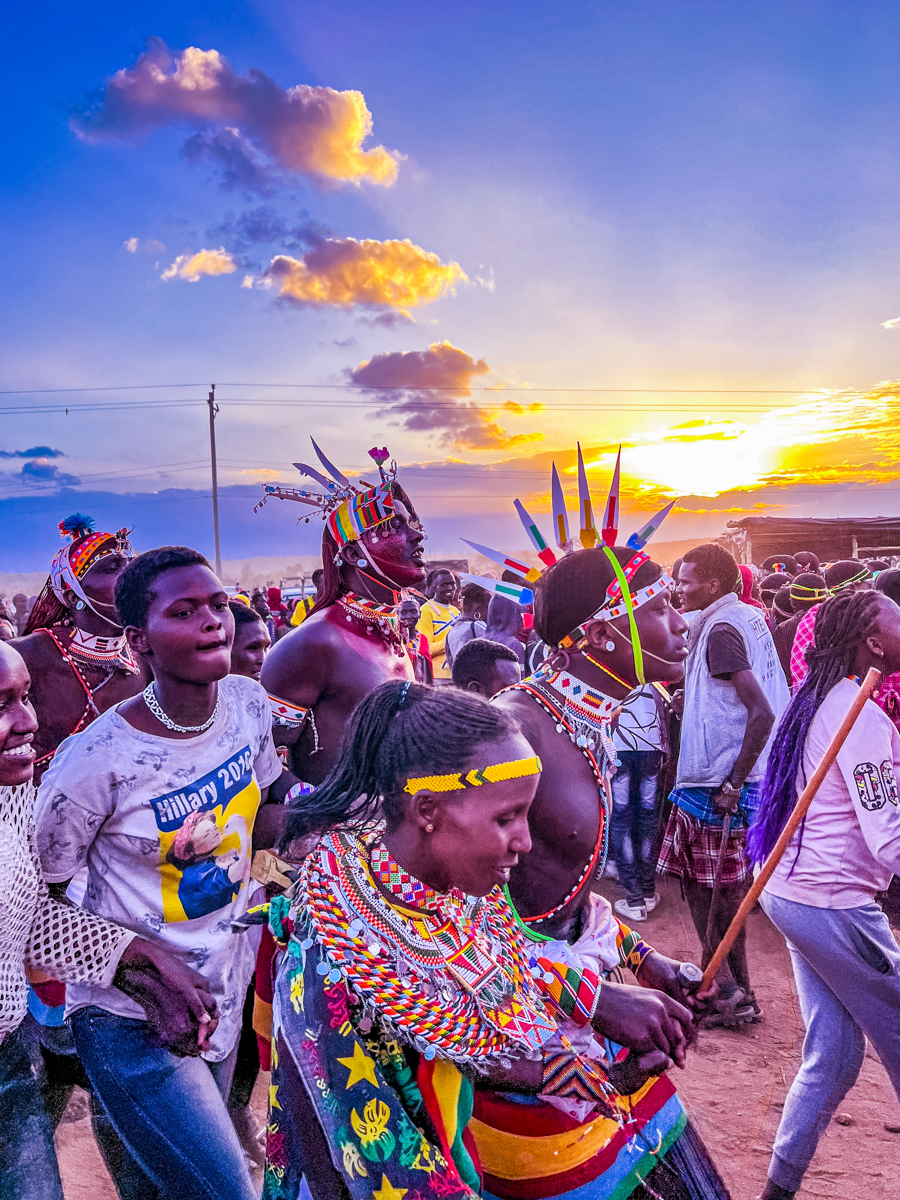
[161,247,237,282]
[348,341,544,451]
[254,237,466,312]
[72,38,398,191]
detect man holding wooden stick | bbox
[747,588,900,1200]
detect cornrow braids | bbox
[749,588,884,864]
[279,680,517,844]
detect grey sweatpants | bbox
[760,892,900,1193]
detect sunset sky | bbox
[4,1,900,570]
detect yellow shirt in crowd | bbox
[416,599,460,680]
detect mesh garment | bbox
[0,783,134,1038]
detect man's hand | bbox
[114,938,218,1057]
[634,951,718,1017]
[711,778,741,815]
[669,689,684,718]
[592,980,694,1068]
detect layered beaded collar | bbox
[336,591,406,657]
[369,841,443,912]
[66,627,139,674]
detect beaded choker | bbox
[537,666,618,757]
[337,591,406,657]
[404,755,542,795]
[67,627,139,674]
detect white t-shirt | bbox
[34,674,281,1059]
[764,678,900,909]
[613,685,662,753]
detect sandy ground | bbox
[55,875,900,1199]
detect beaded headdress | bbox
[458,444,679,681]
[26,514,134,635]
[254,440,400,550]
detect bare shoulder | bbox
[261,608,342,699]
[492,685,548,746]
[10,630,58,670]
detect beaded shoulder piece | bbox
[294,827,556,1067]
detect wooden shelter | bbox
[720,516,900,566]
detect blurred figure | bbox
[483,595,525,665]
[416,569,459,684]
[772,573,826,686]
[444,582,489,674]
[228,600,271,682]
[450,637,520,697]
[793,550,820,574]
[290,568,324,626]
[791,559,872,689]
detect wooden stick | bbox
[699,666,881,992]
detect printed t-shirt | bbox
[34,674,281,1060]
[613,685,662,752]
[764,678,900,909]
[706,624,751,679]
[416,599,460,680]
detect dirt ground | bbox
[54,875,900,1199]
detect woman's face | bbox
[359,499,426,589]
[0,643,38,786]
[191,813,223,856]
[129,564,234,685]
[230,619,271,681]
[411,734,537,897]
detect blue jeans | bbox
[611,750,662,905]
[70,1007,256,1200]
[0,1018,64,1200]
[760,893,900,1193]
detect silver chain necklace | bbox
[142,682,220,733]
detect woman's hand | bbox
[635,951,718,1017]
[114,937,218,1057]
[592,980,693,1068]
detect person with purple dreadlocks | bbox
[750,586,900,1200]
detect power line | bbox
[0,381,851,396]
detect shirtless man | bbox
[481,545,732,1199]
[13,516,145,780]
[260,449,425,785]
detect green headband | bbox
[601,545,645,685]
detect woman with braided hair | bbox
[264,681,715,1200]
[749,588,900,1200]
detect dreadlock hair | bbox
[279,680,517,843]
[748,587,885,864]
[115,546,211,629]
[310,480,421,618]
[533,546,663,648]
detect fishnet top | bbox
[0,783,135,1039]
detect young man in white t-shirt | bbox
[749,588,900,1200]
[35,547,281,1200]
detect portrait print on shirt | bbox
[154,744,258,922]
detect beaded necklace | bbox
[534,665,619,766]
[67,627,139,674]
[507,668,616,927]
[337,592,406,657]
[297,827,555,1066]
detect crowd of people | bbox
[1,461,899,1200]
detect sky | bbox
[4,1,900,571]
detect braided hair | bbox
[748,588,884,864]
[280,680,517,844]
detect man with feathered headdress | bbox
[256,444,427,809]
[13,513,145,778]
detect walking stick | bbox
[699,666,881,993]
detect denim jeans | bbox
[610,750,662,905]
[0,1018,64,1200]
[760,893,900,1193]
[70,1007,256,1200]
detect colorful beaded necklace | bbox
[337,592,406,657]
[67,627,139,674]
[296,827,556,1066]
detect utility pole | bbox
[207,384,222,579]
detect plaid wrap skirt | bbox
[657,805,752,886]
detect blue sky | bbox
[3,1,900,570]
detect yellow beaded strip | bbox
[404,754,542,794]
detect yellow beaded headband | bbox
[404,755,542,794]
